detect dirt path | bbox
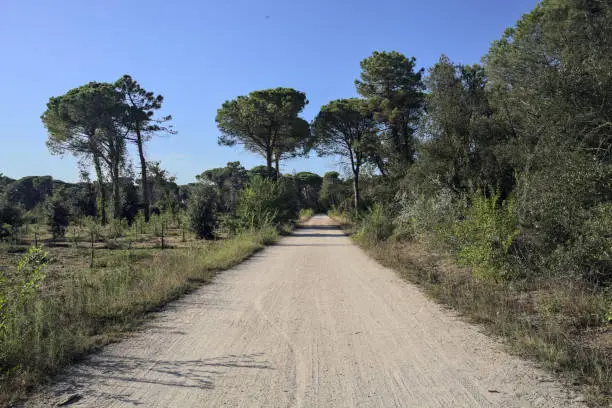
[26,215,585,408]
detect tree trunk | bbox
[266,147,274,178]
[275,155,280,179]
[112,158,121,219]
[353,170,360,211]
[136,128,150,222]
[374,155,388,178]
[93,155,107,225]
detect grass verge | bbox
[0,226,279,407]
[333,216,611,407]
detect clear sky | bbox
[0,0,536,184]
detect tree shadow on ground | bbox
[52,353,273,406]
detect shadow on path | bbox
[54,353,273,406]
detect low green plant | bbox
[299,208,314,221]
[187,184,218,239]
[133,210,146,235]
[45,196,69,240]
[66,224,81,250]
[106,218,125,239]
[354,204,394,245]
[236,176,298,230]
[452,191,520,281]
[0,201,23,242]
[0,246,47,332]
[395,188,464,243]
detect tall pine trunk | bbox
[274,155,280,179]
[353,170,360,211]
[266,146,274,179]
[136,127,150,222]
[93,154,107,225]
[112,158,121,219]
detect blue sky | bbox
[0,0,536,184]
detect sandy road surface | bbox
[26,215,585,408]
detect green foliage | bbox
[515,152,611,282]
[84,216,102,240]
[418,56,512,196]
[187,184,218,239]
[355,51,425,173]
[318,172,350,211]
[66,224,81,248]
[42,82,127,214]
[0,246,47,332]
[247,165,278,180]
[44,194,70,240]
[0,200,23,241]
[3,176,54,211]
[312,98,377,209]
[120,181,140,222]
[547,202,612,284]
[354,204,395,245]
[197,162,248,212]
[299,208,314,221]
[294,172,322,210]
[216,88,310,173]
[451,191,519,281]
[236,176,298,229]
[395,188,465,242]
[106,218,126,239]
[115,74,174,223]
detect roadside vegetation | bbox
[0,167,320,405]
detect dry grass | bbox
[0,225,279,407]
[358,238,611,407]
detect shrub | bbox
[0,246,47,332]
[355,204,394,245]
[452,191,519,281]
[217,213,240,237]
[236,176,298,229]
[0,200,23,241]
[45,196,70,240]
[547,202,612,284]
[516,154,612,282]
[187,184,218,239]
[395,188,464,242]
[299,208,314,221]
[106,218,126,239]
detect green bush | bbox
[187,184,219,239]
[355,204,394,245]
[0,246,47,333]
[299,208,314,221]
[45,196,69,240]
[452,191,519,281]
[0,201,23,241]
[217,213,240,237]
[547,202,612,284]
[395,188,464,242]
[516,153,611,282]
[236,176,298,229]
[106,218,126,239]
